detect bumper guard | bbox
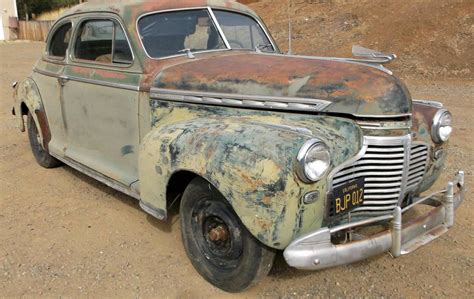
[284,171,465,270]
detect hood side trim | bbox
[150,88,331,113]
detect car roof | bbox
[59,0,257,23]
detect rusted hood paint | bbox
[153,53,412,117]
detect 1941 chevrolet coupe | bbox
[12,0,465,292]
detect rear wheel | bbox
[180,177,275,292]
[27,112,61,168]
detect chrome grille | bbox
[330,137,429,217]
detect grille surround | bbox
[328,135,430,218]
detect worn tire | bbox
[180,177,275,292]
[27,112,61,169]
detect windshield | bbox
[138,9,275,59]
[213,10,274,52]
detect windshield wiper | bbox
[178,48,195,59]
[255,43,273,54]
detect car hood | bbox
[152,52,411,117]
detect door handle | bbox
[58,76,70,86]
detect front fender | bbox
[14,79,46,141]
[139,105,362,249]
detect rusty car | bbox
[12,0,464,292]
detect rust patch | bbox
[35,110,52,151]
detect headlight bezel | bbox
[432,109,453,144]
[296,139,331,183]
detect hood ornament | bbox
[352,45,397,64]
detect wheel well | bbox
[20,102,29,116]
[166,171,198,213]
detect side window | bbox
[48,23,72,59]
[113,23,133,64]
[74,19,133,64]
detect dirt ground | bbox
[0,41,473,298]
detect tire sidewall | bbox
[180,178,274,292]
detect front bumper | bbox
[284,171,465,270]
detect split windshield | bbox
[138,8,275,59]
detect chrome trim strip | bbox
[207,7,231,49]
[413,99,444,108]
[33,67,139,91]
[33,67,62,78]
[50,152,140,200]
[150,88,331,112]
[66,75,139,91]
[397,135,412,206]
[262,52,394,75]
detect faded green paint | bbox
[139,100,363,249]
[13,79,44,135]
[12,0,452,252]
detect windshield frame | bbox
[136,6,279,60]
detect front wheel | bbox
[180,177,275,292]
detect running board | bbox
[50,153,141,200]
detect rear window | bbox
[138,9,226,58]
[48,23,72,59]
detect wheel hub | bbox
[208,224,229,242]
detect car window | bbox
[48,23,72,59]
[213,10,274,52]
[138,9,226,59]
[75,19,133,64]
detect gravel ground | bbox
[0,42,473,298]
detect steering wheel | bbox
[227,39,245,49]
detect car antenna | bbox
[287,0,293,55]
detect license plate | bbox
[329,177,365,216]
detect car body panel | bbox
[139,100,363,248]
[11,0,452,251]
[153,52,412,117]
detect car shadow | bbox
[62,165,177,234]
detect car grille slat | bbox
[331,139,429,217]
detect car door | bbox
[61,16,141,186]
[32,21,73,157]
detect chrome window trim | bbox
[150,87,331,112]
[207,7,231,49]
[44,20,74,64]
[33,67,140,91]
[136,7,278,60]
[70,15,136,69]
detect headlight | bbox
[432,109,453,143]
[296,139,331,183]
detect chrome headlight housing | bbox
[296,139,331,183]
[432,109,453,143]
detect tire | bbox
[180,177,276,292]
[27,112,62,169]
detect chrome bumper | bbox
[284,171,465,270]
